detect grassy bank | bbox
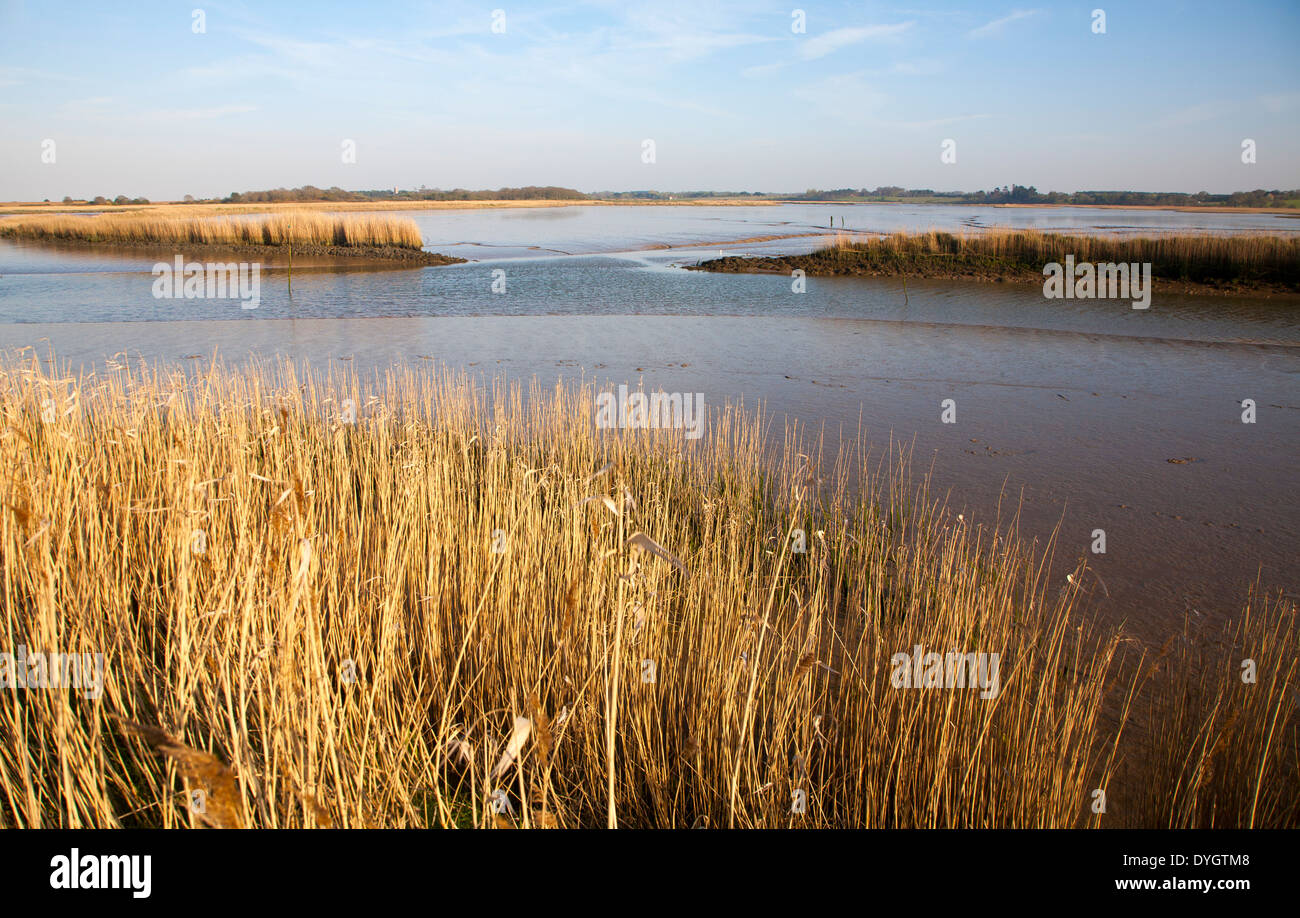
[691,230,1300,293]
[0,356,1295,828]
[0,211,426,250]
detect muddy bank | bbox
[0,235,466,267]
[687,252,1300,297]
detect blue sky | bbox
[2,0,1298,200]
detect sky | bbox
[1,0,1298,200]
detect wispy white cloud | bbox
[0,65,78,88]
[603,4,776,61]
[968,9,1038,39]
[236,32,340,69]
[889,58,945,76]
[621,30,775,60]
[797,23,914,60]
[741,61,785,79]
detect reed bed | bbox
[818,229,1300,284]
[0,211,425,249]
[0,354,1294,829]
[1135,601,1300,827]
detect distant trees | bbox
[227,185,361,203]
[797,187,965,202]
[967,185,1043,204]
[1052,189,1298,207]
[596,190,765,200]
[1226,189,1296,207]
[596,190,764,200]
[222,185,588,203]
[787,186,1299,208]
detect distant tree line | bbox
[593,190,770,200]
[222,185,586,203]
[795,185,1300,207]
[62,195,151,205]
[798,187,965,202]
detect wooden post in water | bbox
[287,221,292,297]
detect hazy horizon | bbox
[2,0,1299,201]
[14,181,1300,204]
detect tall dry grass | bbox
[0,353,1294,828]
[0,211,424,249]
[1134,600,1299,827]
[822,230,1300,283]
